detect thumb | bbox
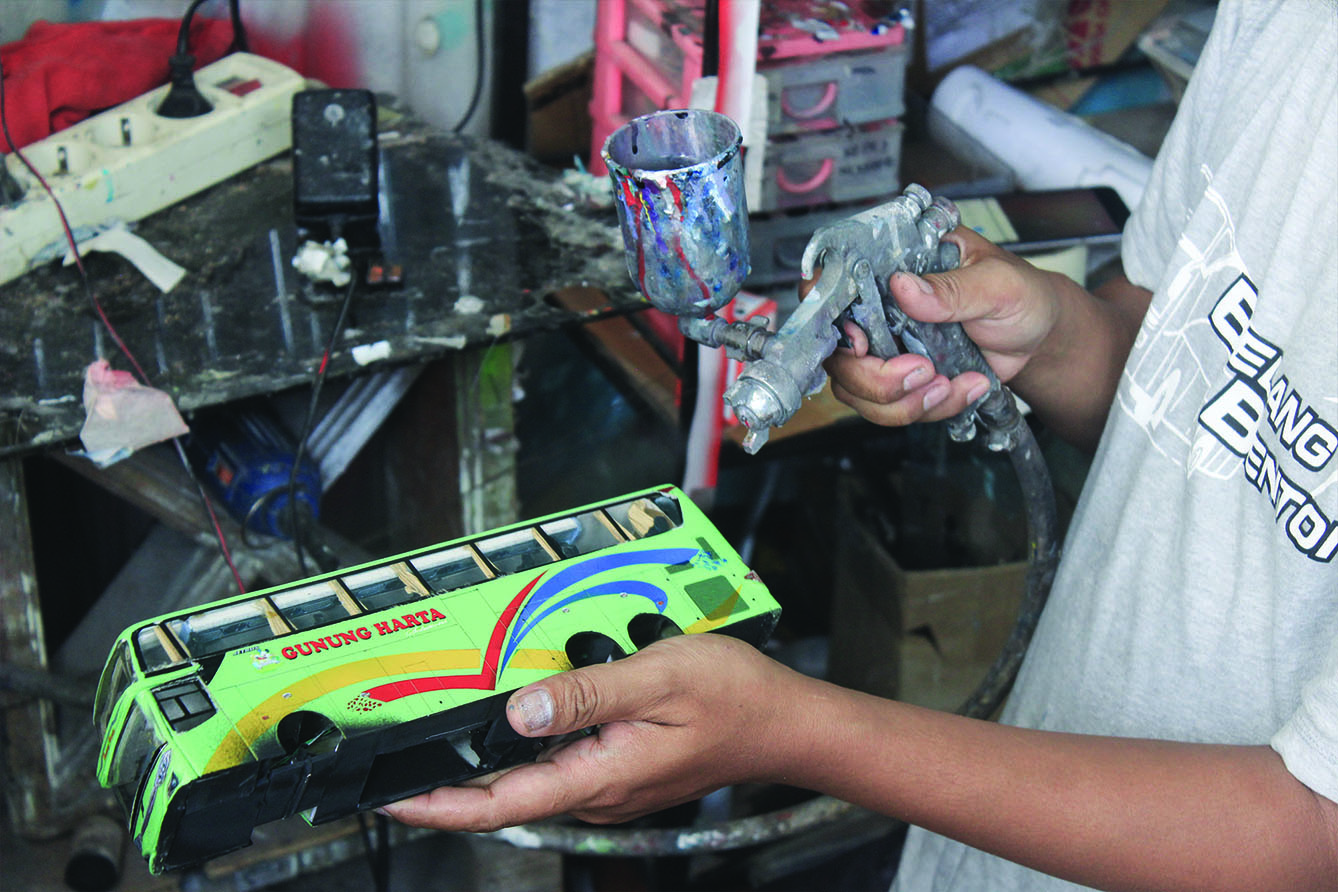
[889,227,1012,327]
[888,268,961,326]
[505,657,661,738]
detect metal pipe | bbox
[491,794,865,856]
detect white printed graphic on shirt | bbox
[1119,175,1243,477]
[1116,177,1338,563]
[1197,277,1338,561]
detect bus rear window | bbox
[410,546,490,593]
[272,582,357,631]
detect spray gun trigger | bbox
[834,318,853,350]
[848,258,899,360]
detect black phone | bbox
[954,186,1131,253]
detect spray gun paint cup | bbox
[602,110,750,318]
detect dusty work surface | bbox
[0,112,641,458]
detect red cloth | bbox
[0,18,235,153]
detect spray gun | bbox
[603,109,1028,454]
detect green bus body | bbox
[94,486,779,873]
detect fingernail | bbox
[511,688,554,732]
[923,382,950,411]
[903,366,932,390]
[966,381,990,403]
[899,271,935,295]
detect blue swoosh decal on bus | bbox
[501,548,696,670]
[512,548,695,628]
[501,580,668,668]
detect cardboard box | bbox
[828,477,1028,713]
[524,52,594,167]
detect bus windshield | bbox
[94,640,134,736]
[107,697,164,794]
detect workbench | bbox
[0,105,641,888]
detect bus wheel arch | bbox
[565,632,627,668]
[276,711,343,756]
[627,614,683,650]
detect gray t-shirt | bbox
[894,2,1338,889]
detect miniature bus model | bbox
[94,486,780,873]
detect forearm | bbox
[776,680,1338,892]
[1009,270,1151,451]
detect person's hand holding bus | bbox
[380,633,805,830]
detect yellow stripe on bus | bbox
[684,585,744,633]
[203,647,570,773]
[507,648,568,670]
[205,649,479,773]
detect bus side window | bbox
[166,600,281,659]
[135,627,177,673]
[606,497,680,539]
[273,582,358,631]
[540,512,622,558]
[95,640,134,735]
[106,697,164,794]
[410,546,490,593]
[476,529,557,575]
[343,564,426,612]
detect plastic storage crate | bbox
[759,120,903,212]
[589,0,907,175]
[764,46,909,136]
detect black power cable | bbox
[160,0,253,118]
[159,0,216,118]
[226,0,250,53]
[285,272,358,577]
[173,0,250,56]
[452,0,487,133]
[357,811,392,892]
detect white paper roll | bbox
[930,65,1153,211]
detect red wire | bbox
[1,56,245,594]
[25,164,153,384]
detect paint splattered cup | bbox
[603,109,750,318]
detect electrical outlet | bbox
[0,52,306,287]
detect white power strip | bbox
[1,52,307,287]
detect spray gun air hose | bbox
[492,116,1062,858]
[491,377,1059,857]
[492,449,1058,856]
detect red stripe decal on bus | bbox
[362,573,541,704]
